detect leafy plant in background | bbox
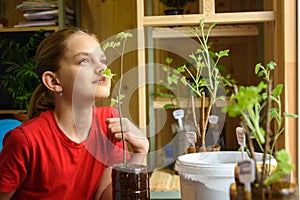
[153,19,235,151]
[224,61,297,189]
[0,30,46,112]
[151,57,191,109]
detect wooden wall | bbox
[80,0,137,41]
[80,0,139,124]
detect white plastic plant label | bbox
[173,109,184,129]
[236,127,246,147]
[236,127,246,159]
[186,131,197,146]
[238,158,255,198]
[173,109,184,119]
[208,115,219,124]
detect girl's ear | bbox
[42,71,62,93]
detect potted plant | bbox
[153,19,234,152]
[160,0,196,15]
[224,61,298,199]
[102,32,150,200]
[0,30,46,120]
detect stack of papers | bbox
[15,1,74,28]
[16,1,58,11]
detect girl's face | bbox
[58,33,111,103]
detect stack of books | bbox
[15,1,74,28]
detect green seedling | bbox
[101,68,116,80]
[101,31,133,163]
[224,61,298,188]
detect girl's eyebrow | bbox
[73,51,106,59]
[73,52,90,58]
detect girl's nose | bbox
[96,66,107,75]
[95,61,107,74]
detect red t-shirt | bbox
[0,107,128,200]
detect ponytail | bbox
[28,84,55,119]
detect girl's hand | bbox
[106,118,149,154]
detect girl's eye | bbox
[100,59,107,65]
[80,58,91,65]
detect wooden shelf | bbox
[143,11,275,27]
[0,110,26,114]
[152,25,259,39]
[0,26,59,33]
[153,97,226,109]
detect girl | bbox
[0,28,149,200]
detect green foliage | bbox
[151,19,235,149]
[0,30,46,111]
[154,19,232,106]
[225,82,267,148]
[223,61,298,186]
[264,149,294,187]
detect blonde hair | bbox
[28,28,95,119]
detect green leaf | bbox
[163,103,177,109]
[215,49,229,58]
[176,65,186,73]
[269,108,278,120]
[101,42,110,52]
[209,22,217,30]
[272,84,283,97]
[267,61,276,70]
[255,63,263,76]
[165,57,173,65]
[284,113,298,118]
[162,66,170,73]
[199,78,207,87]
[181,76,187,85]
[199,19,205,27]
[101,68,116,80]
[116,32,133,39]
[167,74,179,85]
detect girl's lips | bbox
[92,76,106,84]
[96,76,108,84]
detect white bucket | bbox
[175,151,276,200]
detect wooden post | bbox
[202,0,215,14]
[273,0,298,183]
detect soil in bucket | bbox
[112,162,150,200]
